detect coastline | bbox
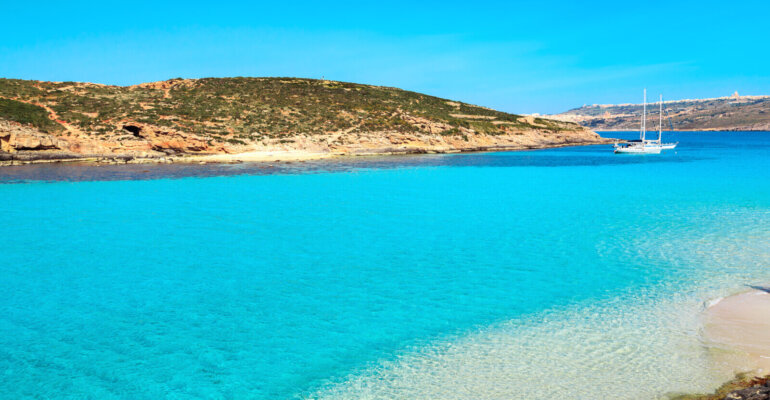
[0,137,614,168]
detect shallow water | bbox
[1,131,769,399]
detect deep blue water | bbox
[1,132,769,399]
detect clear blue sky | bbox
[2,0,769,113]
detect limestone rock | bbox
[725,383,770,400]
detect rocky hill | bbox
[551,93,770,131]
[0,77,606,164]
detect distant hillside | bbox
[0,77,605,163]
[550,93,770,131]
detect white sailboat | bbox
[614,90,677,154]
[653,94,678,150]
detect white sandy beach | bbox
[183,150,340,163]
[704,286,770,374]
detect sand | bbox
[182,150,340,163]
[703,286,770,374]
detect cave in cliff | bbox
[122,125,143,138]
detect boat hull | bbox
[614,144,662,154]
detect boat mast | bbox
[658,94,663,143]
[641,89,647,141]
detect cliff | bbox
[550,94,770,131]
[0,77,607,164]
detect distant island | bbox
[0,77,607,165]
[549,92,770,131]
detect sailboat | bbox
[614,90,677,154]
[654,94,678,150]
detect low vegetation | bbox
[0,77,578,141]
[0,98,63,133]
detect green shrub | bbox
[0,98,63,133]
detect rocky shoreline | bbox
[0,136,614,168]
[672,374,770,400]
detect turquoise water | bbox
[1,132,769,399]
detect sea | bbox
[1,131,769,399]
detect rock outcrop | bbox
[726,383,770,400]
[673,375,770,400]
[0,120,64,152]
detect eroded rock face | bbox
[114,122,224,154]
[0,120,63,152]
[0,119,232,159]
[0,133,10,152]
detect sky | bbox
[2,0,769,113]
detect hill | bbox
[551,93,770,131]
[0,77,606,164]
